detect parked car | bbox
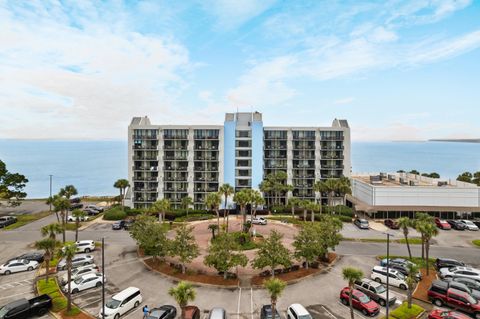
[384,219,399,229]
[460,220,479,231]
[260,305,281,319]
[435,279,480,299]
[0,259,39,275]
[439,267,480,281]
[251,217,267,225]
[354,218,369,229]
[60,264,99,285]
[380,258,417,269]
[74,240,95,253]
[9,252,44,264]
[473,220,480,228]
[0,216,17,228]
[100,287,142,319]
[354,278,396,306]
[428,286,480,319]
[380,261,422,281]
[85,205,104,212]
[84,208,101,216]
[69,203,83,210]
[57,254,94,271]
[448,277,480,291]
[67,215,90,222]
[447,220,467,230]
[112,221,126,230]
[287,304,312,319]
[428,309,472,319]
[435,218,452,230]
[371,266,407,290]
[123,219,134,230]
[435,258,466,270]
[208,308,226,319]
[340,287,380,317]
[70,197,81,204]
[147,305,177,319]
[63,273,104,294]
[184,306,201,319]
[0,294,52,319]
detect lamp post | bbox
[49,175,53,212]
[102,237,105,319]
[385,232,392,319]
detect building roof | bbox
[352,172,478,188]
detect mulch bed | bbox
[61,310,93,319]
[413,268,437,303]
[144,258,240,286]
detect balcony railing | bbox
[133,156,158,160]
[321,136,344,141]
[133,135,158,140]
[164,177,188,182]
[133,145,158,150]
[164,145,188,150]
[194,167,218,172]
[164,166,188,171]
[133,176,158,181]
[164,156,188,160]
[321,165,344,169]
[321,155,344,160]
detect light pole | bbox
[385,232,392,319]
[102,237,105,319]
[49,175,53,212]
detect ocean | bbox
[0,140,479,198]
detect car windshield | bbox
[359,294,370,303]
[106,299,121,309]
[73,278,83,284]
[375,285,386,294]
[396,272,405,280]
[466,294,477,304]
[0,306,10,319]
[298,315,312,319]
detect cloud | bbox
[334,97,355,105]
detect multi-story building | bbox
[126,112,350,209]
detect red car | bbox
[428,310,471,319]
[340,287,379,316]
[435,218,452,230]
[384,219,399,229]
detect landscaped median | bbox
[1,210,52,230]
[36,278,82,318]
[382,302,425,319]
[472,239,480,247]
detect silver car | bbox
[57,254,94,271]
[60,264,99,285]
[355,278,397,306]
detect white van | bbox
[287,304,312,319]
[371,266,407,290]
[99,287,142,319]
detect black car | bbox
[260,305,281,319]
[123,219,134,230]
[0,294,52,319]
[69,197,81,204]
[447,220,467,230]
[112,221,125,230]
[435,258,466,270]
[473,220,480,228]
[84,208,100,216]
[9,252,44,264]
[69,203,83,210]
[147,305,177,319]
[389,263,422,281]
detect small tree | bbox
[181,196,193,218]
[46,196,60,222]
[398,217,412,259]
[422,222,438,275]
[0,160,28,207]
[415,212,434,260]
[129,214,169,261]
[288,197,300,218]
[218,184,234,231]
[169,281,196,319]
[151,198,171,222]
[318,215,343,261]
[293,223,323,268]
[205,192,222,230]
[35,238,57,283]
[342,267,364,319]
[251,190,265,218]
[204,233,248,279]
[53,196,70,243]
[169,224,200,274]
[252,230,291,277]
[41,223,63,241]
[234,189,251,229]
[58,243,77,312]
[113,179,130,207]
[71,209,86,241]
[264,278,286,319]
[299,200,310,222]
[208,224,218,240]
[406,263,420,309]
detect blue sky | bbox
[0,0,479,140]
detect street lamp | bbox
[385,232,393,319]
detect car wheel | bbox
[379,299,386,307]
[4,270,10,275]
[85,248,91,253]
[434,299,443,307]
[96,281,102,288]
[399,284,407,290]
[362,309,368,316]
[374,277,381,283]
[84,262,89,266]
[114,314,120,319]
[341,298,348,305]
[63,265,67,271]
[27,266,33,271]
[72,288,79,294]
[134,301,139,308]
[37,308,47,316]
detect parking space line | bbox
[250,288,253,319]
[77,298,103,309]
[321,306,337,319]
[237,287,242,317]
[0,291,33,301]
[337,302,370,319]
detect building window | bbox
[236,130,251,138]
[236,140,251,148]
[236,150,251,157]
[236,159,251,167]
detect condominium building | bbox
[126,112,350,209]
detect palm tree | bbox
[259,180,273,207]
[181,196,193,218]
[288,197,300,218]
[307,201,318,222]
[58,243,77,312]
[218,184,234,231]
[41,223,63,240]
[59,185,78,199]
[264,278,286,319]
[168,281,196,319]
[113,179,130,207]
[415,212,434,260]
[233,189,251,229]
[397,217,413,259]
[342,267,364,319]
[46,195,60,222]
[422,222,438,275]
[35,238,57,283]
[208,224,218,240]
[314,178,351,210]
[251,190,265,218]
[53,197,71,243]
[72,209,86,241]
[299,200,310,222]
[151,198,171,222]
[406,263,420,309]
[205,192,222,230]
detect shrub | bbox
[271,205,289,214]
[125,208,143,216]
[337,215,353,223]
[103,207,127,220]
[472,240,480,247]
[384,302,424,319]
[175,213,214,222]
[322,205,353,217]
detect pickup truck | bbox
[0,294,52,319]
[428,283,480,319]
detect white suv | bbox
[60,264,99,285]
[67,215,90,222]
[439,266,480,281]
[287,304,312,319]
[251,217,267,225]
[75,240,95,253]
[100,287,142,319]
[63,273,105,294]
[371,266,407,290]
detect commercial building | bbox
[126,112,351,209]
[349,172,480,219]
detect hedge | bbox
[103,207,127,220]
[382,302,424,319]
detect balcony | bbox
[133,155,158,161]
[164,177,188,182]
[133,144,158,150]
[134,187,158,192]
[293,175,315,179]
[194,166,218,172]
[133,176,158,182]
[164,144,188,150]
[133,166,158,171]
[194,156,218,161]
[164,166,188,171]
[321,136,344,141]
[321,165,344,169]
[133,135,158,140]
[321,154,344,160]
[164,156,188,160]
[321,145,344,150]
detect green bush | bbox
[175,213,214,222]
[472,240,480,247]
[125,208,143,216]
[323,205,354,217]
[337,215,353,222]
[383,302,424,319]
[271,205,290,214]
[103,207,127,220]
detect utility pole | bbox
[102,237,105,319]
[49,175,53,212]
[386,232,392,319]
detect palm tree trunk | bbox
[45,257,50,283]
[305,258,309,269]
[216,209,220,231]
[181,264,186,274]
[421,234,425,259]
[181,307,185,319]
[75,220,79,241]
[119,189,122,206]
[403,229,412,259]
[61,211,66,243]
[407,288,412,308]
[54,211,60,223]
[349,287,354,319]
[226,212,229,233]
[291,206,295,218]
[311,209,314,222]
[271,299,277,319]
[67,263,72,312]
[426,240,430,275]
[303,209,307,222]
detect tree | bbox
[0,160,28,207]
[299,200,310,222]
[129,214,169,260]
[457,172,473,183]
[59,185,78,199]
[71,209,86,242]
[218,184,234,231]
[317,215,343,261]
[397,217,413,259]
[288,197,300,218]
[250,190,265,218]
[41,223,63,241]
[53,196,71,243]
[315,178,351,208]
[342,267,364,319]
[252,230,291,277]
[233,189,251,229]
[169,224,199,274]
[406,263,420,309]
[409,170,420,175]
[415,212,434,260]
[181,196,193,218]
[168,281,196,319]
[35,238,57,283]
[205,192,222,230]
[204,232,248,279]
[151,198,171,223]
[307,201,319,222]
[472,171,480,186]
[208,224,218,240]
[260,172,292,206]
[264,278,286,319]
[293,223,323,268]
[58,243,77,312]
[422,222,438,275]
[113,179,130,207]
[46,196,60,222]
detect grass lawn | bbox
[266,216,302,225]
[397,238,422,245]
[174,213,214,222]
[2,211,52,230]
[383,302,424,319]
[37,277,81,316]
[472,240,480,247]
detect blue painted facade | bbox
[223,120,236,186]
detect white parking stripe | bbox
[321,306,338,319]
[77,298,103,309]
[0,291,34,301]
[237,287,242,317]
[250,288,253,319]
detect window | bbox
[236,140,251,148]
[236,130,251,138]
[236,159,251,167]
[236,150,251,157]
